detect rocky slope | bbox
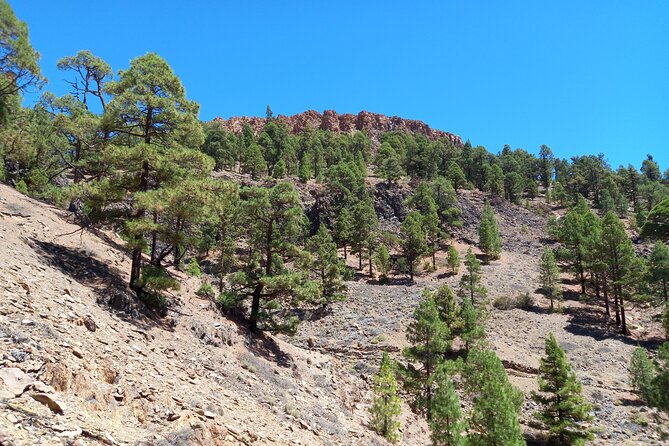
[212,110,463,146]
[0,184,429,445]
[284,186,669,445]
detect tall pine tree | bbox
[369,352,402,443]
[478,202,502,262]
[532,333,593,446]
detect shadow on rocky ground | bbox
[28,238,174,332]
[564,304,663,350]
[246,332,294,368]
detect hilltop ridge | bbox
[212,110,463,145]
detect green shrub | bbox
[196,282,215,299]
[135,266,180,309]
[217,292,241,312]
[15,179,27,194]
[186,258,202,277]
[642,198,669,240]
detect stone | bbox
[83,315,96,332]
[0,367,33,397]
[33,381,55,394]
[203,410,216,419]
[10,349,28,363]
[6,413,20,424]
[72,348,84,359]
[30,392,65,414]
[21,319,35,326]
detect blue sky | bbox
[13,1,669,171]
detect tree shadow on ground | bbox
[563,302,663,351]
[365,276,414,286]
[28,238,174,332]
[436,271,457,280]
[245,331,293,368]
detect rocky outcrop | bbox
[212,110,463,146]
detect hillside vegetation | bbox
[2,1,669,445]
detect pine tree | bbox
[401,211,428,280]
[272,158,287,178]
[478,202,502,262]
[600,211,637,334]
[649,241,669,302]
[629,347,656,404]
[403,296,451,415]
[629,342,669,412]
[307,225,346,305]
[429,364,465,446]
[553,181,567,206]
[241,143,267,179]
[225,182,319,332]
[334,207,353,260]
[406,182,442,268]
[486,164,505,197]
[369,352,402,443]
[459,248,487,306]
[431,176,462,228]
[447,245,460,274]
[427,284,463,336]
[560,196,600,294]
[540,247,561,311]
[532,333,593,446]
[352,200,379,271]
[663,302,669,340]
[375,245,392,283]
[208,180,241,293]
[464,349,525,446]
[460,296,485,355]
[447,162,467,192]
[84,53,206,290]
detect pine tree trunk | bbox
[359,249,363,270]
[343,243,347,260]
[663,279,667,302]
[613,287,621,326]
[129,159,150,289]
[150,211,158,264]
[249,284,263,332]
[619,286,629,335]
[130,247,142,289]
[369,248,373,276]
[603,276,610,316]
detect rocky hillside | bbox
[0,184,429,446]
[212,110,463,145]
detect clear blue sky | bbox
[12,0,669,171]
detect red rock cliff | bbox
[211,110,463,146]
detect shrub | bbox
[196,282,215,299]
[493,293,534,311]
[185,258,202,277]
[15,179,28,194]
[493,295,515,310]
[217,292,241,312]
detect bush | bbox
[493,295,515,310]
[493,293,534,311]
[185,258,202,277]
[15,179,27,194]
[642,198,669,240]
[135,266,179,310]
[196,282,215,299]
[217,292,241,312]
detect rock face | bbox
[212,110,463,146]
